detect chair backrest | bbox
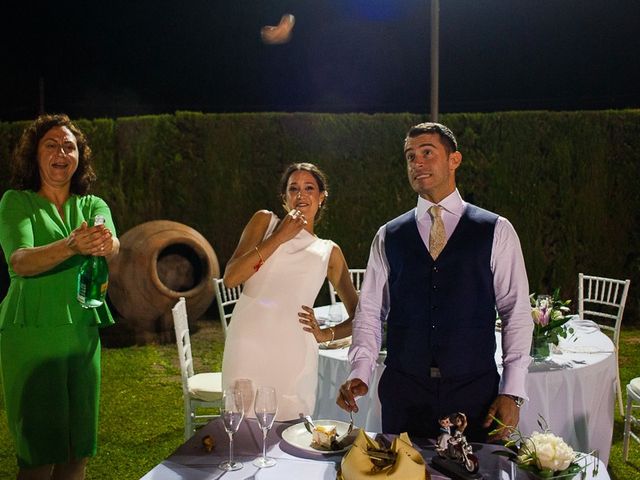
[328,268,366,305]
[578,273,631,347]
[172,297,194,395]
[214,278,242,337]
[623,378,640,461]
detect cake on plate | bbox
[312,424,337,449]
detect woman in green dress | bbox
[0,114,119,480]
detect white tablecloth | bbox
[315,302,349,328]
[313,315,616,465]
[141,417,609,479]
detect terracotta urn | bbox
[106,220,220,345]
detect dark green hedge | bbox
[1,111,638,322]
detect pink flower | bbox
[538,308,550,326]
[531,308,550,327]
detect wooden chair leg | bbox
[617,372,624,417]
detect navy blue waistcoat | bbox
[384,204,498,379]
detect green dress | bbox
[0,189,116,468]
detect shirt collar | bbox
[416,188,465,219]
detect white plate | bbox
[281,420,353,454]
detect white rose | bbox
[553,440,576,471]
[529,432,575,472]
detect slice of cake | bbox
[312,424,337,449]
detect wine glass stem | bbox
[262,427,268,460]
[228,432,234,465]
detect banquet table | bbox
[313,307,617,465]
[140,417,609,479]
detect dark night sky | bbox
[2,0,639,121]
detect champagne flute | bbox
[219,389,245,471]
[253,386,278,468]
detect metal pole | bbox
[430,0,440,122]
[39,77,45,115]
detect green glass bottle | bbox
[77,215,109,308]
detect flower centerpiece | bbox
[492,416,597,479]
[530,288,574,360]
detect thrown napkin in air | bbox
[338,429,429,480]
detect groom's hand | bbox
[337,379,368,413]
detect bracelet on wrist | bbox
[253,245,265,271]
[322,327,335,346]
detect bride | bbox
[221,162,359,420]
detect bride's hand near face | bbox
[272,208,307,243]
[225,209,306,288]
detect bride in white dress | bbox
[221,163,359,420]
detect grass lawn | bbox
[0,320,639,479]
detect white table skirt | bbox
[141,417,610,479]
[313,316,616,465]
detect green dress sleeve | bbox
[0,191,117,330]
[0,190,34,266]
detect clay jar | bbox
[107,220,220,345]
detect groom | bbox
[336,122,533,442]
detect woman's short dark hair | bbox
[278,162,329,222]
[11,113,96,195]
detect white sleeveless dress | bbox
[221,213,334,420]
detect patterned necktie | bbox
[429,205,446,260]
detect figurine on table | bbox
[450,412,468,444]
[434,412,479,474]
[436,415,453,456]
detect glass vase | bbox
[530,336,551,362]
